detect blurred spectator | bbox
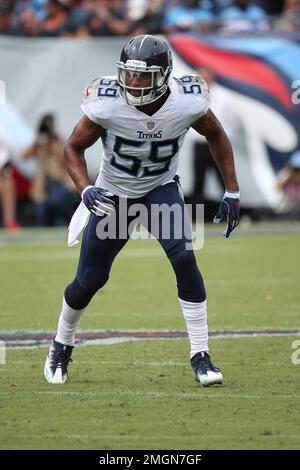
[191,66,238,206]
[272,0,300,31]
[213,0,233,12]
[276,151,300,218]
[257,0,285,15]
[162,0,214,34]
[0,1,16,35]
[282,0,300,14]
[22,114,79,226]
[78,0,131,37]
[219,0,269,31]
[17,9,41,35]
[0,137,22,230]
[2,0,298,36]
[127,0,148,21]
[200,1,235,14]
[39,0,78,36]
[13,0,47,22]
[130,0,165,35]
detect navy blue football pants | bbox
[65,181,206,309]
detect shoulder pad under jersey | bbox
[81,77,119,106]
[174,74,209,100]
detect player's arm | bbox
[192,109,239,192]
[64,115,103,193]
[64,115,115,216]
[192,109,240,238]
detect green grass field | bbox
[0,222,299,449]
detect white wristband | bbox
[224,190,240,199]
[81,185,93,200]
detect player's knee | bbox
[168,249,206,302]
[169,249,199,278]
[83,269,110,294]
[169,248,193,269]
[64,279,94,309]
[64,272,109,310]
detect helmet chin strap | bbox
[125,90,153,106]
[125,84,167,107]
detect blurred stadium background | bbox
[0,0,300,451]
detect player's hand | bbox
[81,185,115,217]
[213,190,240,238]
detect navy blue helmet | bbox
[117,35,173,106]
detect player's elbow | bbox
[206,120,232,144]
[64,140,82,163]
[64,140,72,155]
[63,141,73,163]
[205,125,224,143]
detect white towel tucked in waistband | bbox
[67,202,90,247]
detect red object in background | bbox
[170,35,293,111]
[11,166,32,198]
[4,220,22,231]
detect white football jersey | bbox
[81,74,210,198]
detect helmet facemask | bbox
[117,59,171,107]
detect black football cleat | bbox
[44,340,74,384]
[191,351,223,387]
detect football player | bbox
[44,35,240,386]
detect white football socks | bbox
[55,297,86,346]
[179,298,209,358]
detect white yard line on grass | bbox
[1,328,300,349]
